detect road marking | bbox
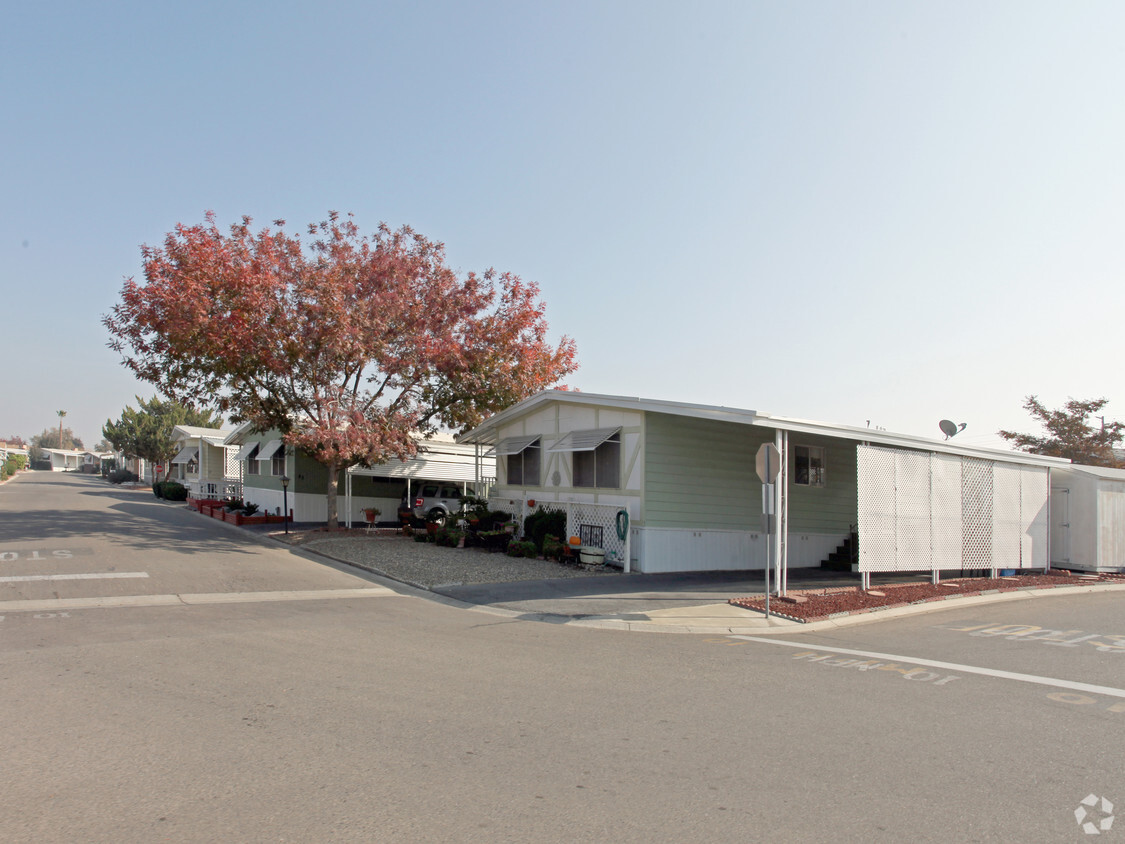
[730,635,1125,700]
[0,572,149,583]
[0,587,398,613]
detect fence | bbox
[487,496,631,569]
[188,478,243,501]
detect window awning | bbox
[233,442,259,461]
[171,446,199,465]
[485,435,540,458]
[547,427,620,453]
[256,440,284,461]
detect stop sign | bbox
[755,442,781,483]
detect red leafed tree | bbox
[104,212,578,528]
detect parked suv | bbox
[407,482,464,525]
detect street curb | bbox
[183,507,1125,635]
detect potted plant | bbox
[425,510,444,536]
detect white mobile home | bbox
[170,425,239,499]
[224,425,495,524]
[460,391,1068,583]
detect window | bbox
[271,445,286,477]
[572,433,620,488]
[547,427,621,489]
[794,445,826,487]
[244,444,261,475]
[507,440,540,486]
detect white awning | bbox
[256,440,284,461]
[547,427,620,453]
[233,442,259,461]
[171,446,198,465]
[485,435,540,458]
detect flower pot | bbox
[579,547,605,566]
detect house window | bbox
[507,440,540,486]
[246,445,260,475]
[271,446,286,477]
[794,445,826,487]
[572,433,620,489]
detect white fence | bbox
[857,445,1049,575]
[188,478,242,501]
[487,496,631,569]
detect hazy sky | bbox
[4,1,1123,450]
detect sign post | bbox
[755,443,781,619]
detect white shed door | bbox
[1050,488,1070,565]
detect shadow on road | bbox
[0,476,257,556]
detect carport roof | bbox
[458,390,1071,469]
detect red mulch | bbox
[729,570,1124,623]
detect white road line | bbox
[0,587,397,613]
[0,572,149,583]
[732,635,1125,700]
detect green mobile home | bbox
[460,391,1066,579]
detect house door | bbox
[1050,488,1070,565]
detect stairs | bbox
[820,528,858,571]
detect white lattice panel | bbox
[931,454,963,570]
[992,463,1023,568]
[857,446,897,571]
[858,446,1049,574]
[489,497,629,565]
[895,449,933,570]
[960,457,994,569]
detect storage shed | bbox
[1049,464,1125,572]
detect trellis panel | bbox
[857,446,1048,573]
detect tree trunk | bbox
[325,461,341,531]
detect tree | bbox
[998,396,1123,467]
[30,427,84,461]
[103,396,222,475]
[104,212,578,528]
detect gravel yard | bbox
[272,528,616,589]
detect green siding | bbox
[643,413,773,529]
[642,414,858,534]
[786,436,857,534]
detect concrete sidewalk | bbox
[238,522,1125,636]
[428,570,1125,635]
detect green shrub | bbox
[160,481,189,501]
[435,527,464,548]
[522,508,567,553]
[506,539,538,558]
[242,502,260,516]
[542,534,565,561]
[483,510,513,531]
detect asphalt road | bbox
[2,472,1123,842]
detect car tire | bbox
[428,508,446,526]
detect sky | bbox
[4,1,1124,451]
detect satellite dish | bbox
[939,420,967,440]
